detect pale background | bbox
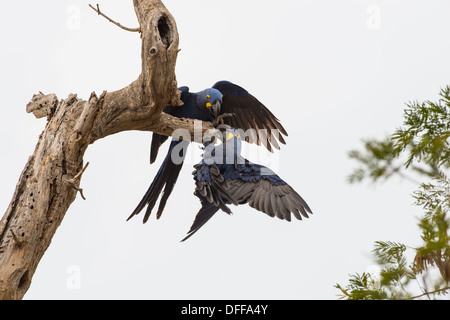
[1,0,450,299]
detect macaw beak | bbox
[210,100,221,119]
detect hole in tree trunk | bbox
[157,15,172,48]
[18,270,29,291]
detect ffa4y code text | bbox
[181,304,269,317]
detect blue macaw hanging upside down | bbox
[127,81,288,223]
[182,126,312,241]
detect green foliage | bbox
[348,86,450,184]
[393,86,450,170]
[336,273,387,300]
[348,138,400,183]
[337,87,450,300]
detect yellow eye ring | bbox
[206,95,210,100]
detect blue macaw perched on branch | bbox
[128,81,288,223]
[181,126,312,241]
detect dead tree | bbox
[0,0,213,300]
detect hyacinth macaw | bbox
[128,81,288,223]
[182,126,312,241]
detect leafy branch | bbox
[337,86,450,300]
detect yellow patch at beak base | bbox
[206,102,212,108]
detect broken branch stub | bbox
[26,93,59,119]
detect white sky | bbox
[1,0,450,299]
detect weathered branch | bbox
[26,92,58,119]
[0,0,211,300]
[88,4,141,33]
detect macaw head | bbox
[197,88,223,118]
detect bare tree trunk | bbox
[0,0,211,300]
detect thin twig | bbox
[409,286,450,300]
[73,186,86,201]
[89,4,141,33]
[73,162,90,181]
[68,162,90,200]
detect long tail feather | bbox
[128,140,188,222]
[181,201,220,242]
[150,133,169,164]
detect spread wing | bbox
[212,81,288,152]
[193,164,312,227]
[183,161,312,241]
[215,177,311,222]
[247,179,312,221]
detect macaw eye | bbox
[206,95,210,100]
